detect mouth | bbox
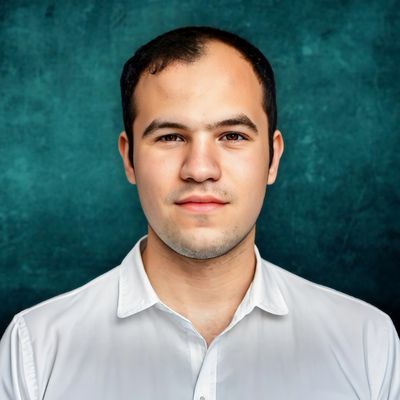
[175,202,226,212]
[175,196,227,212]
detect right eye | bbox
[157,134,184,142]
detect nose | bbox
[180,134,221,183]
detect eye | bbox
[220,132,247,141]
[157,134,184,142]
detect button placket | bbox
[188,329,207,384]
[193,341,218,400]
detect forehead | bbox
[133,41,265,127]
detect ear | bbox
[118,131,136,185]
[267,130,284,185]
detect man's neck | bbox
[141,227,257,344]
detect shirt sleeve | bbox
[0,315,38,400]
[375,315,400,400]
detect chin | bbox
[161,228,245,260]
[173,244,229,260]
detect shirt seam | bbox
[17,316,39,400]
[376,314,394,399]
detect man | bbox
[0,26,399,400]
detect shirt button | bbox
[199,397,205,400]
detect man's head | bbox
[118,27,284,260]
[120,26,277,168]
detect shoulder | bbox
[13,265,121,336]
[0,266,121,399]
[263,258,393,331]
[263,259,400,398]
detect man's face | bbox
[121,41,283,259]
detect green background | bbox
[1,0,399,336]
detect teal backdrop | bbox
[1,0,399,336]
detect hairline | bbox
[120,28,277,168]
[129,39,267,143]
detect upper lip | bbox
[175,195,227,204]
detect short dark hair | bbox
[120,26,277,167]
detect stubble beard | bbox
[150,219,256,260]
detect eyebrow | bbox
[141,113,258,138]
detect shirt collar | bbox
[247,244,289,316]
[118,235,288,319]
[118,235,159,318]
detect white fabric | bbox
[1,235,399,400]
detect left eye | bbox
[157,134,183,142]
[221,132,246,141]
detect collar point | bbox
[258,303,289,316]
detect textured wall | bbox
[0,0,399,336]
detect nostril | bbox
[180,158,221,183]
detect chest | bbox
[192,323,225,347]
[40,312,369,400]
[188,311,236,347]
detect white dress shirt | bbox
[1,235,399,400]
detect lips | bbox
[175,195,227,212]
[175,195,226,204]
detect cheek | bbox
[134,151,177,208]
[227,148,269,193]
[224,148,268,223]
